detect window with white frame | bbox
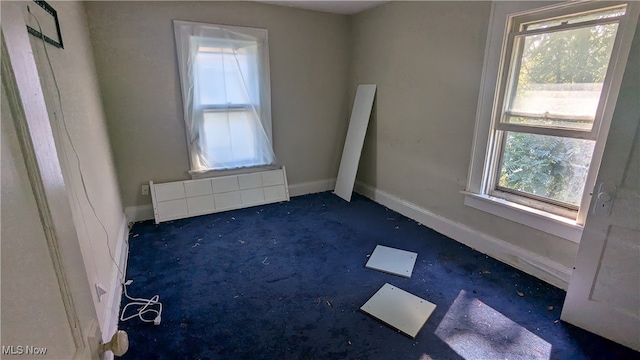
[174,21,276,173]
[465,1,639,241]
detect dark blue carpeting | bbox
[119,192,638,359]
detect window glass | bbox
[504,23,619,131]
[497,132,595,206]
[203,111,258,168]
[196,48,255,106]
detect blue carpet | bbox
[119,192,638,359]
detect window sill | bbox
[462,191,583,243]
[189,164,280,180]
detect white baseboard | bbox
[124,204,154,223]
[101,215,129,345]
[288,178,336,197]
[354,181,572,290]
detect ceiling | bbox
[256,0,390,15]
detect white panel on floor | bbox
[187,195,215,215]
[184,179,213,197]
[214,191,242,210]
[151,167,289,223]
[361,283,436,338]
[262,169,285,186]
[212,176,239,193]
[240,188,265,205]
[154,182,186,202]
[157,199,188,220]
[238,173,263,190]
[365,245,417,278]
[334,84,376,202]
[264,185,286,202]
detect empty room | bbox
[1,0,639,359]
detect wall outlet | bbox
[141,184,150,196]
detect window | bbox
[174,21,276,173]
[465,1,639,242]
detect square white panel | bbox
[238,173,263,190]
[212,176,239,193]
[264,185,286,202]
[261,169,285,186]
[187,195,215,215]
[361,283,436,338]
[184,179,213,197]
[365,245,417,278]
[157,199,188,220]
[214,191,241,210]
[154,182,186,202]
[240,188,265,205]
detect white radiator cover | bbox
[150,166,289,224]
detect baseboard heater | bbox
[150,166,290,224]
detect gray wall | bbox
[81,0,637,273]
[350,1,581,268]
[24,0,125,341]
[84,1,351,208]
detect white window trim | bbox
[173,20,276,178]
[463,192,584,242]
[189,164,281,180]
[465,1,640,243]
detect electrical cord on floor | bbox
[120,280,163,326]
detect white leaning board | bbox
[361,283,436,338]
[366,245,417,278]
[150,167,289,224]
[334,84,377,202]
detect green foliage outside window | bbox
[499,17,618,206]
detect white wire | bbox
[27,8,163,325]
[120,281,163,325]
[26,7,124,278]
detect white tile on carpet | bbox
[361,283,436,338]
[365,245,417,278]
